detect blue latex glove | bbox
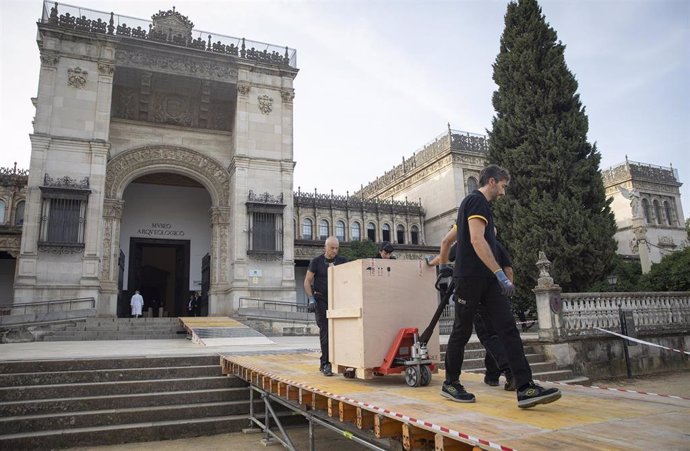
[438,264,453,278]
[495,269,515,296]
[307,295,316,313]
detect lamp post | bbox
[607,274,618,291]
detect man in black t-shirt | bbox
[304,236,348,376]
[439,165,561,409]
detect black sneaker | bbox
[517,382,561,408]
[483,376,500,386]
[441,381,476,403]
[504,373,516,391]
[322,363,333,377]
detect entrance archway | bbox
[101,145,231,317]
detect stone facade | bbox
[355,126,488,246]
[0,165,27,309]
[602,159,687,271]
[14,3,299,315]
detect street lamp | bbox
[607,274,618,290]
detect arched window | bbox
[641,198,651,224]
[335,220,346,241]
[15,201,25,226]
[351,222,361,241]
[302,218,313,240]
[0,200,5,224]
[653,200,662,225]
[410,225,419,245]
[664,201,674,226]
[367,222,376,241]
[382,223,391,242]
[319,219,329,240]
[467,177,478,193]
[396,224,405,244]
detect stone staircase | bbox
[0,355,272,449]
[42,317,187,341]
[442,340,588,384]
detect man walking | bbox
[304,236,348,376]
[440,164,561,408]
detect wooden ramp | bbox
[178,317,273,346]
[220,352,690,450]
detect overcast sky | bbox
[1,0,688,218]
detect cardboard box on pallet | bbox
[327,259,441,377]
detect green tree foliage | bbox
[339,240,378,261]
[587,254,642,292]
[488,0,617,299]
[685,217,690,238]
[638,247,690,292]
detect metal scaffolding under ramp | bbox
[178,317,273,346]
[220,351,690,451]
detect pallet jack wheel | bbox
[405,366,422,387]
[420,365,432,386]
[344,368,356,379]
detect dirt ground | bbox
[67,370,690,451]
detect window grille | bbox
[302,218,313,240]
[382,223,391,242]
[0,200,5,224]
[396,224,405,244]
[367,222,376,241]
[467,177,478,193]
[319,219,329,240]
[38,175,90,252]
[335,220,345,241]
[411,225,419,245]
[642,198,650,223]
[653,200,662,225]
[351,221,361,241]
[248,211,283,253]
[664,201,675,226]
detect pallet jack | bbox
[343,272,456,387]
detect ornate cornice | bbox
[97,62,115,76]
[102,198,124,219]
[114,48,237,82]
[280,90,295,103]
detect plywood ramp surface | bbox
[179,317,273,346]
[221,352,690,451]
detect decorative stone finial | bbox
[536,250,555,288]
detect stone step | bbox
[436,353,545,371]
[0,387,248,416]
[0,365,222,387]
[0,400,262,434]
[0,356,218,374]
[42,333,186,341]
[455,345,538,360]
[0,414,258,449]
[0,376,242,402]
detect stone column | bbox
[209,206,231,314]
[533,251,563,342]
[99,198,124,316]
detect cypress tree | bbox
[488,0,617,299]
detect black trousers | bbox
[445,277,532,389]
[473,309,507,380]
[314,299,329,367]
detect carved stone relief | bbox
[152,93,193,126]
[237,83,251,96]
[280,90,295,103]
[97,62,115,76]
[258,95,273,114]
[67,67,88,88]
[114,48,237,82]
[40,51,60,68]
[105,145,230,206]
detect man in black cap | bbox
[375,241,396,259]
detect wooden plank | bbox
[327,308,362,319]
[298,388,313,407]
[328,398,338,417]
[434,434,477,451]
[222,352,690,451]
[375,414,402,439]
[357,407,375,430]
[403,423,436,450]
[339,401,357,423]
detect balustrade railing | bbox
[40,1,297,68]
[238,297,309,314]
[558,292,690,337]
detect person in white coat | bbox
[130,290,144,318]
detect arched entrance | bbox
[101,145,231,317]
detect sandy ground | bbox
[66,370,690,451]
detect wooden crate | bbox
[327,259,440,378]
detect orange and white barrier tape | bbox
[594,327,690,355]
